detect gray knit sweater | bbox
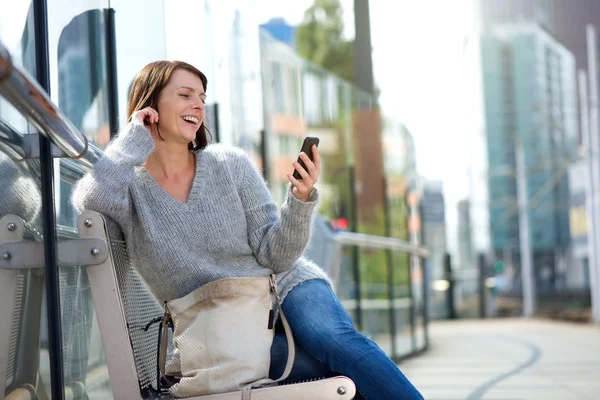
[71,122,330,303]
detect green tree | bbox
[296,0,354,83]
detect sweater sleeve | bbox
[230,149,319,273]
[70,122,155,229]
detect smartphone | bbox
[292,137,320,180]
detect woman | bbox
[72,60,423,400]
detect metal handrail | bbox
[0,40,99,168]
[335,231,429,258]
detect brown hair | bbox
[127,60,210,151]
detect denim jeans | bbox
[269,279,423,400]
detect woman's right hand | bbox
[131,107,159,136]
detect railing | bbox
[334,232,430,361]
[0,39,99,168]
[337,231,429,258]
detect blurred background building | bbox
[260,17,296,48]
[472,0,596,315]
[480,22,578,293]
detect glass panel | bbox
[259,20,425,358]
[227,11,264,158]
[53,6,110,228]
[0,3,49,399]
[44,2,116,398]
[108,0,167,130]
[46,1,170,397]
[261,30,359,219]
[392,252,412,358]
[359,249,392,356]
[337,246,359,323]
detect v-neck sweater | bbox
[71,122,330,303]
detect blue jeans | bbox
[269,279,423,400]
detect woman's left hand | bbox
[288,145,320,202]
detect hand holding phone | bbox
[292,137,320,180]
[288,136,320,202]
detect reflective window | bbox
[1,3,50,399]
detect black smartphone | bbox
[292,137,320,180]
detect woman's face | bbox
[156,69,206,145]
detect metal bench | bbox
[50,210,355,399]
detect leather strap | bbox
[240,275,295,396]
[269,274,295,383]
[158,301,172,381]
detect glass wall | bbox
[0,1,170,397]
[1,3,427,398]
[260,29,427,358]
[0,3,50,398]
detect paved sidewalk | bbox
[399,318,600,400]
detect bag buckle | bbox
[268,274,280,301]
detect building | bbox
[421,181,447,268]
[420,181,447,318]
[478,0,600,143]
[476,0,556,33]
[480,23,578,289]
[260,17,296,48]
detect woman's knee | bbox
[283,280,350,324]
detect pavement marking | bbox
[464,335,542,400]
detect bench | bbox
[1,211,356,399]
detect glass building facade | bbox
[0,2,427,398]
[480,23,578,291]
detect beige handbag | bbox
[159,274,295,398]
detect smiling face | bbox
[128,61,210,151]
[156,69,207,145]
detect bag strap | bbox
[269,274,295,383]
[241,275,295,398]
[158,300,172,383]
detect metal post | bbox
[382,177,397,357]
[444,253,457,319]
[353,0,374,96]
[409,200,423,350]
[478,253,487,318]
[421,254,429,348]
[407,256,416,351]
[579,70,597,322]
[516,140,536,317]
[104,8,119,139]
[211,103,221,144]
[33,0,65,398]
[259,129,268,180]
[349,166,362,330]
[586,25,600,324]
